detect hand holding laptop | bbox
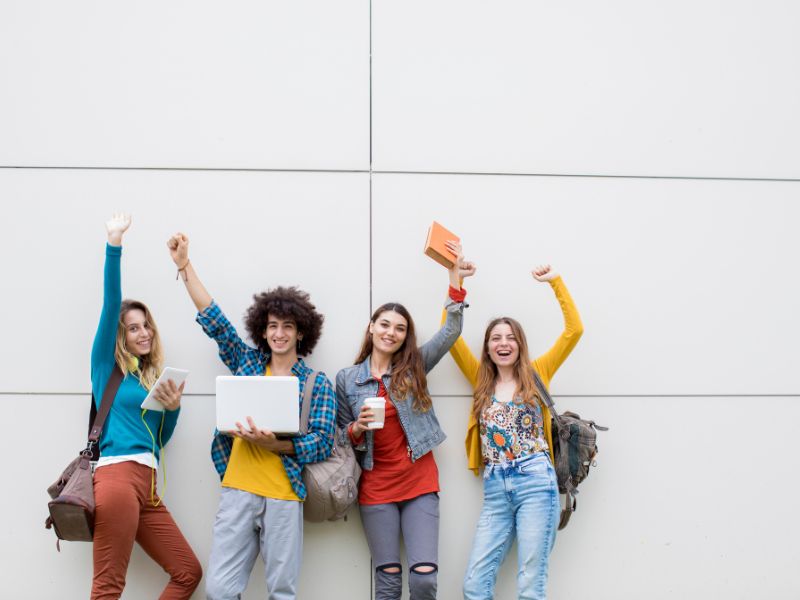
[228,416,295,454]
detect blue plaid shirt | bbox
[197,301,335,500]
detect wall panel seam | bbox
[3,166,799,184]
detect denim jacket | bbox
[335,298,465,470]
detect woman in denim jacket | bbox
[336,241,475,600]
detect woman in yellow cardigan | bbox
[450,265,583,600]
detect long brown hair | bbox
[354,303,432,412]
[472,317,541,422]
[115,299,164,390]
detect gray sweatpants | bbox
[206,487,303,600]
[359,492,440,600]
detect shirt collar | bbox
[291,358,309,377]
[264,352,309,378]
[354,355,393,385]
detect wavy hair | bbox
[472,317,541,422]
[354,303,432,412]
[115,299,164,390]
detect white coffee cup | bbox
[364,397,386,429]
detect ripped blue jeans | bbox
[463,452,559,600]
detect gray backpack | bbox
[533,371,608,530]
[299,372,361,522]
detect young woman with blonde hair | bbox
[90,214,201,599]
[450,265,584,600]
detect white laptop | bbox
[216,376,300,435]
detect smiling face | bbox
[262,314,301,357]
[123,308,153,357]
[486,322,520,368]
[369,310,408,356]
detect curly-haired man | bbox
[168,233,335,600]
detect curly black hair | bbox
[244,286,324,356]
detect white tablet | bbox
[216,376,300,435]
[140,367,190,412]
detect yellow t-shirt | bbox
[221,365,301,501]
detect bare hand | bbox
[106,213,131,246]
[167,233,189,267]
[532,264,558,282]
[231,417,284,452]
[444,240,463,274]
[351,403,375,436]
[459,258,477,279]
[152,379,184,411]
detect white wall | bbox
[2,0,799,598]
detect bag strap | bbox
[532,371,573,529]
[558,491,576,530]
[86,366,124,454]
[298,370,318,436]
[533,371,609,432]
[531,369,561,422]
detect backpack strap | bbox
[559,491,577,530]
[298,370,318,436]
[533,370,608,432]
[531,369,561,423]
[531,369,576,527]
[85,365,124,457]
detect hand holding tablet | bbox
[141,367,190,412]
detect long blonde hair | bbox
[472,317,541,422]
[115,299,163,390]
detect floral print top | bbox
[479,396,548,463]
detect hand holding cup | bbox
[353,398,387,435]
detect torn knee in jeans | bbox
[376,562,402,574]
[409,563,438,600]
[410,562,438,574]
[375,565,402,600]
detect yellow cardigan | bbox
[446,276,584,475]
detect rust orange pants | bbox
[92,461,202,600]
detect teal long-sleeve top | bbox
[90,243,179,461]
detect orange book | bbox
[424,221,459,269]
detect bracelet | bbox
[176,259,190,281]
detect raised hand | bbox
[459,257,477,279]
[168,231,212,311]
[445,240,475,289]
[444,241,462,268]
[446,240,475,273]
[105,213,131,246]
[532,264,558,282]
[167,233,189,268]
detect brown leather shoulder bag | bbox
[45,366,123,548]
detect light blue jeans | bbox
[206,487,303,600]
[463,452,559,600]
